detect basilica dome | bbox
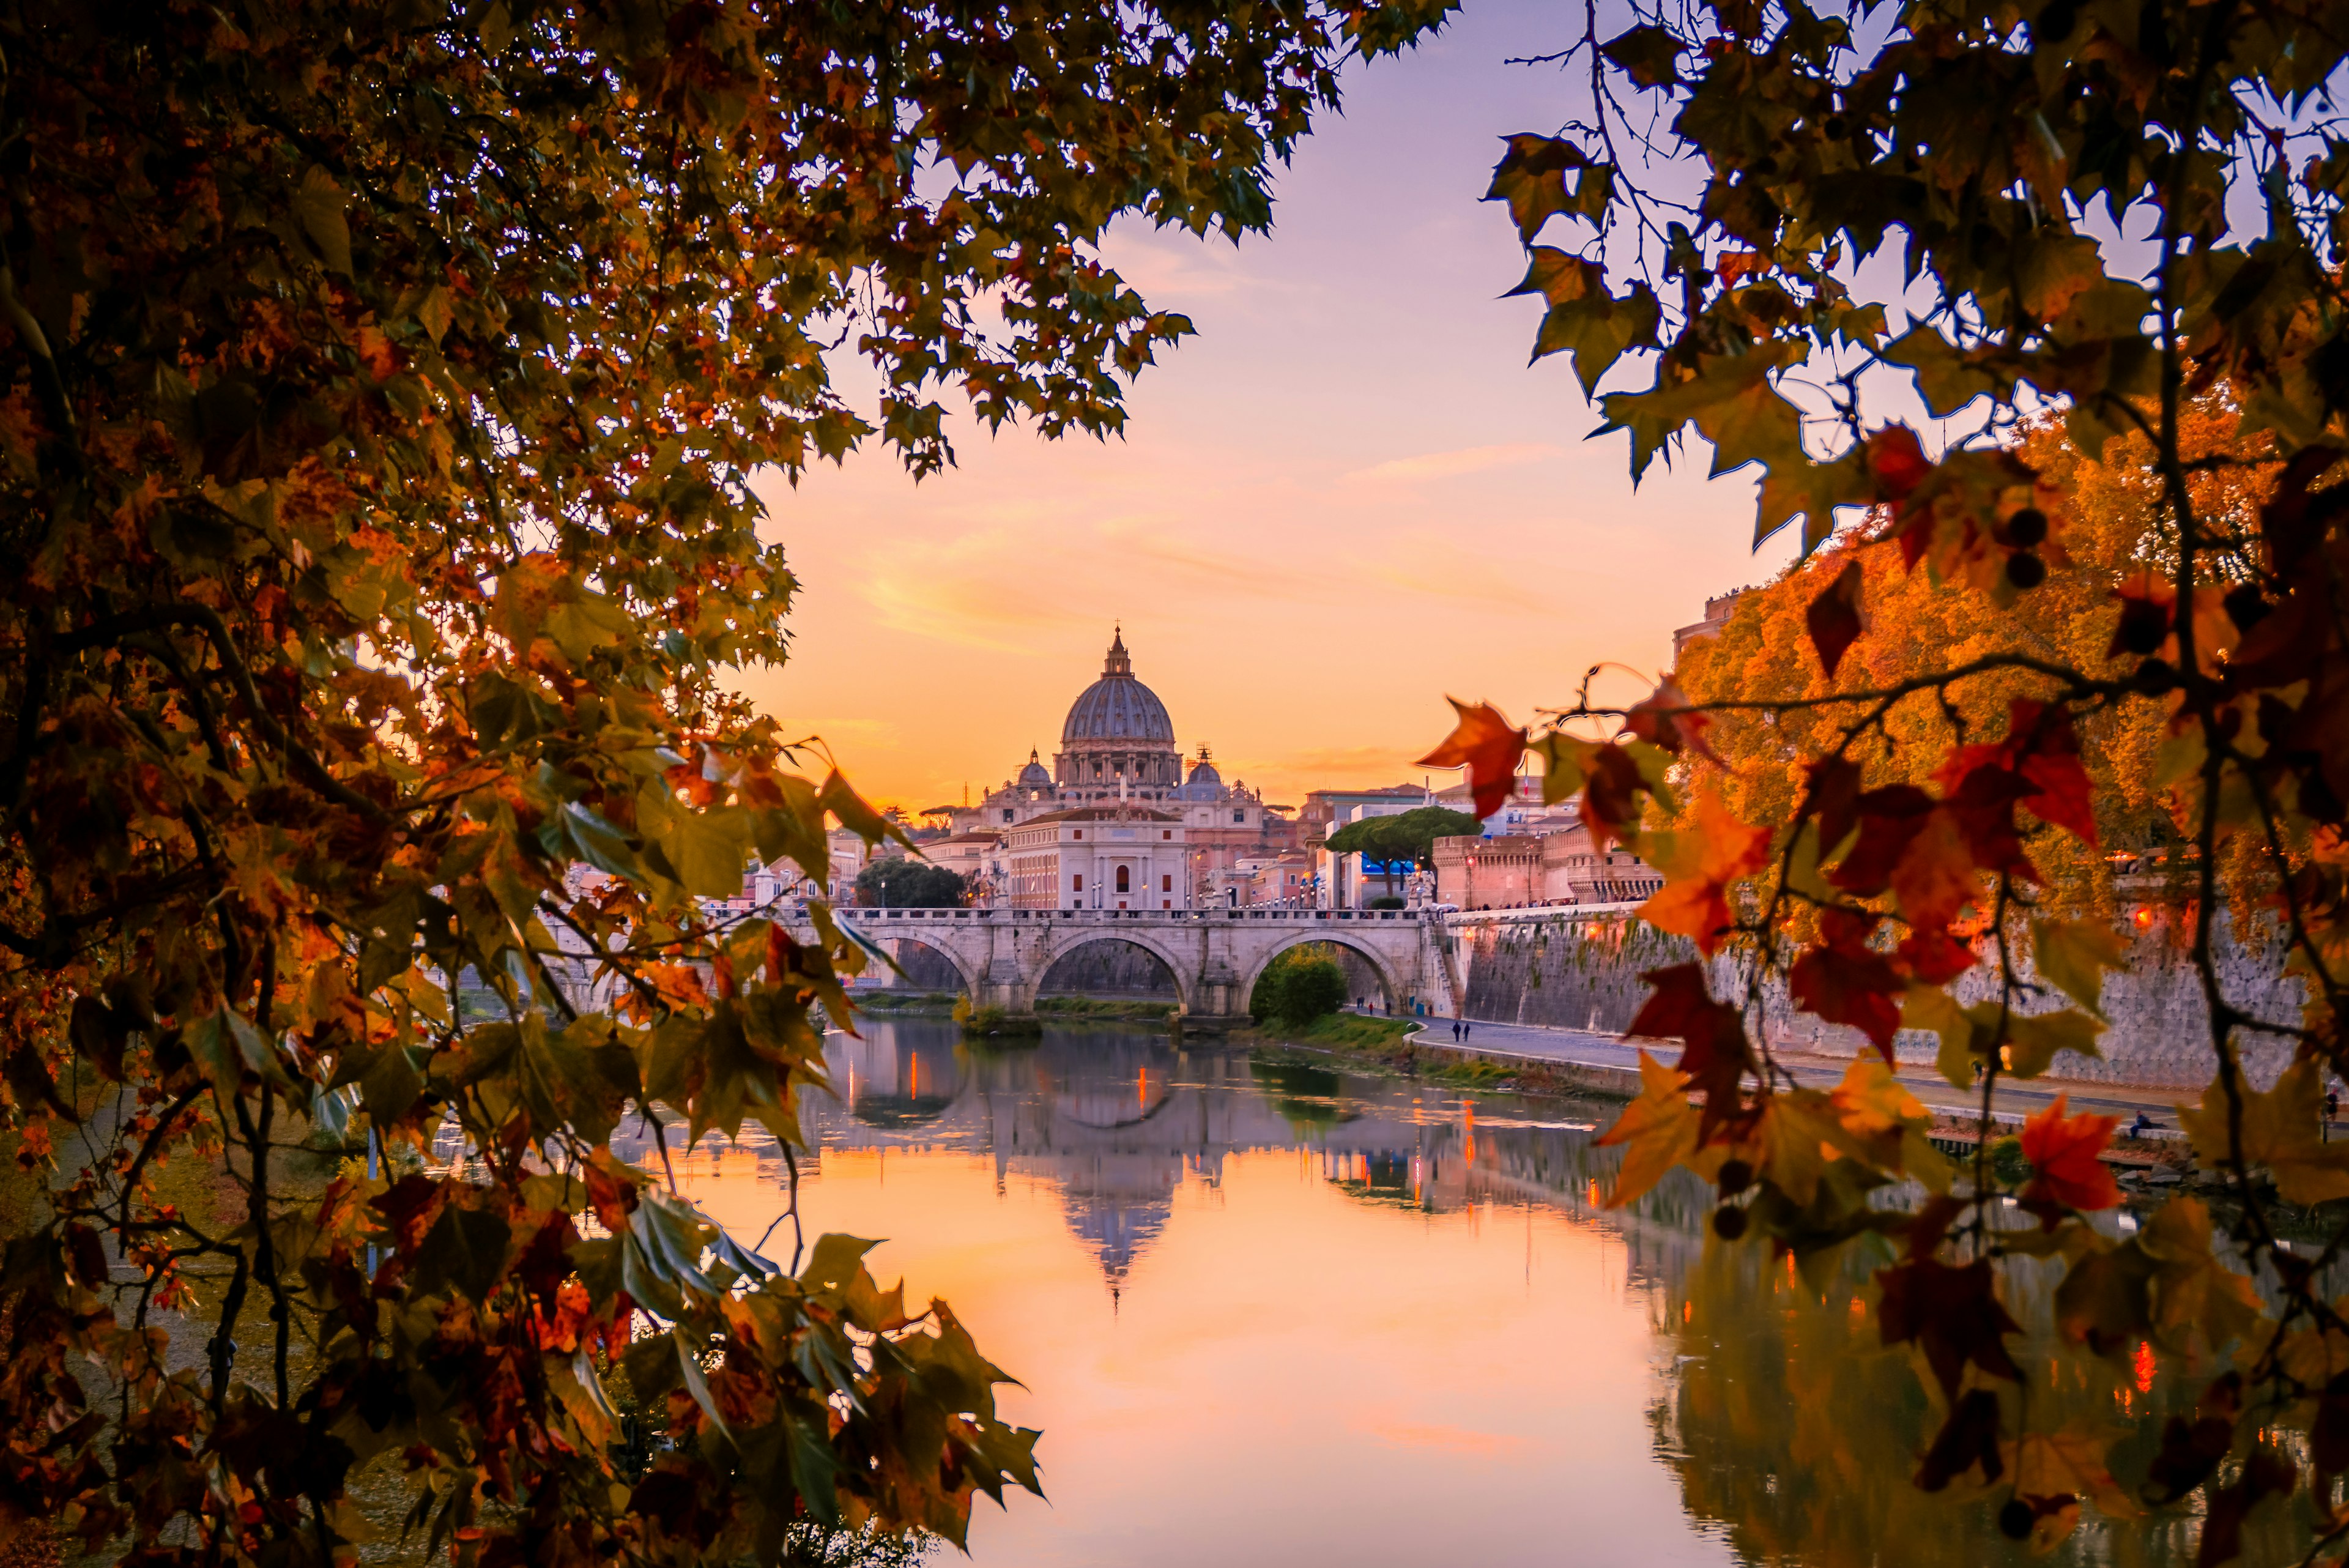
[1017,749,1053,789]
[1061,628,1175,744]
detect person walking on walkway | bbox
[1452,1020,1461,1042]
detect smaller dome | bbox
[1017,748,1052,789]
[1176,746,1224,800]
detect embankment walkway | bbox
[1379,1010,2205,1131]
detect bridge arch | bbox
[874,933,979,1000]
[1034,937,1182,1003]
[1238,931,1406,1017]
[1017,929,1195,1014]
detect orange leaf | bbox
[1638,790,1770,954]
[2020,1093,2121,1211]
[1417,698,1526,820]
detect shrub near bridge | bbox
[1249,946,1349,1028]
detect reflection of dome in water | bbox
[1061,628,1174,743]
[1061,1190,1171,1283]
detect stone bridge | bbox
[798,907,1458,1028]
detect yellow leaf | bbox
[2032,916,2131,1020]
[2176,1058,2349,1204]
[1636,789,1771,954]
[2002,1008,2106,1078]
[1595,1050,1698,1208]
[2138,1197,2266,1359]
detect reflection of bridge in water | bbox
[608,1019,1710,1295]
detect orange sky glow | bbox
[738,1,1803,812]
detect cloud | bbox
[1095,517,1329,599]
[856,529,1081,651]
[1346,443,1560,484]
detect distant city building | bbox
[1430,822,1662,910]
[941,628,1297,906]
[1006,804,1189,910]
[1672,589,1752,663]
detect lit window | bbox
[1003,809,1014,822]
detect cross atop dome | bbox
[1102,623,1131,677]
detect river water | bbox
[643,1018,2291,1568]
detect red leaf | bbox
[1876,1255,2024,1398]
[1896,927,1977,985]
[1807,755,1865,856]
[2197,1446,2296,1567]
[370,1173,448,1253]
[1789,942,1904,1057]
[1579,742,1650,852]
[1868,424,1932,500]
[1625,678,1718,762]
[1915,1388,2005,1492]
[1626,963,1751,1141]
[1805,557,1865,678]
[1417,698,1526,820]
[2019,1094,2121,1211]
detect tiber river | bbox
[623,1017,2303,1568]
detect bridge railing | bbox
[823,906,1430,924]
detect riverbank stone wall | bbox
[1452,905,2301,1091]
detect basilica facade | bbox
[933,629,1297,907]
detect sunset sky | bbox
[741,0,1805,812]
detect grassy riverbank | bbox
[1254,1013,1529,1090]
[1036,996,1179,1021]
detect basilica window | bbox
[1162,830,1171,839]
[1003,809,1014,822]
[1233,810,1245,823]
[1073,874,1083,892]
[1115,866,1130,893]
[1161,874,1171,892]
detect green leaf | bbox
[188,1006,296,1095]
[659,808,751,898]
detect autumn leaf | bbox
[1595,1049,1700,1206]
[1876,1255,2024,1399]
[1484,134,1608,242]
[1625,962,1752,1141]
[1867,424,1933,499]
[2005,1422,2140,1548]
[1804,557,1865,678]
[2176,1059,2349,1203]
[1417,698,1526,820]
[2032,916,2131,1020]
[1637,790,1770,953]
[1789,910,1907,1059]
[2019,1094,2122,1211]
